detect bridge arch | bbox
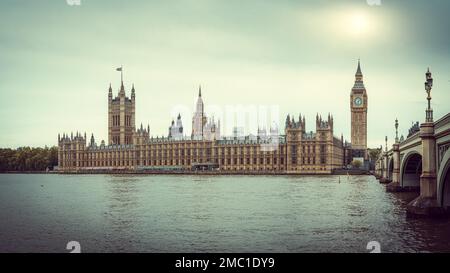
[387,157,394,181]
[378,158,384,176]
[400,151,422,188]
[437,149,450,208]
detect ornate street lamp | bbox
[385,136,388,152]
[425,68,433,122]
[395,118,399,143]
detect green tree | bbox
[0,146,58,172]
[351,159,362,168]
[368,148,381,163]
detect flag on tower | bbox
[116,66,124,84]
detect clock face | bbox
[354,97,363,106]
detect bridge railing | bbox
[434,112,450,130]
[399,131,420,148]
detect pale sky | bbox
[0,0,449,148]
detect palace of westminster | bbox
[57,61,369,174]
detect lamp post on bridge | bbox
[387,119,402,192]
[395,118,399,144]
[407,68,443,216]
[425,68,433,123]
[378,145,383,177]
[380,136,390,183]
[385,136,388,152]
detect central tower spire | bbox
[353,59,365,89]
[193,85,205,140]
[355,58,363,82]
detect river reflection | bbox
[0,174,449,252]
[103,175,141,252]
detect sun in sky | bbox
[321,7,378,41]
[340,8,374,37]
[350,13,369,34]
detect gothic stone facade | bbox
[57,67,368,174]
[350,60,368,160]
[58,114,344,174]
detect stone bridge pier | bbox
[386,141,400,190]
[375,69,450,217]
[407,122,443,216]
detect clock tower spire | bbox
[350,59,368,161]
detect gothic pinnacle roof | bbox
[353,59,365,89]
[356,59,362,76]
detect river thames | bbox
[0,174,449,253]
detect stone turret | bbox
[134,123,150,145]
[169,114,184,140]
[108,67,136,145]
[57,131,87,170]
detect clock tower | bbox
[350,59,368,160]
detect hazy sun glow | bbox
[350,14,368,34]
[297,6,385,45]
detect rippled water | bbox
[0,174,449,253]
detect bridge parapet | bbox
[434,112,450,131]
[399,132,420,151]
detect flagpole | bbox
[116,66,124,87]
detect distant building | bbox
[257,123,279,141]
[168,114,183,140]
[232,127,245,140]
[204,117,220,141]
[191,86,220,141]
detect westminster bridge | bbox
[374,69,450,217]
